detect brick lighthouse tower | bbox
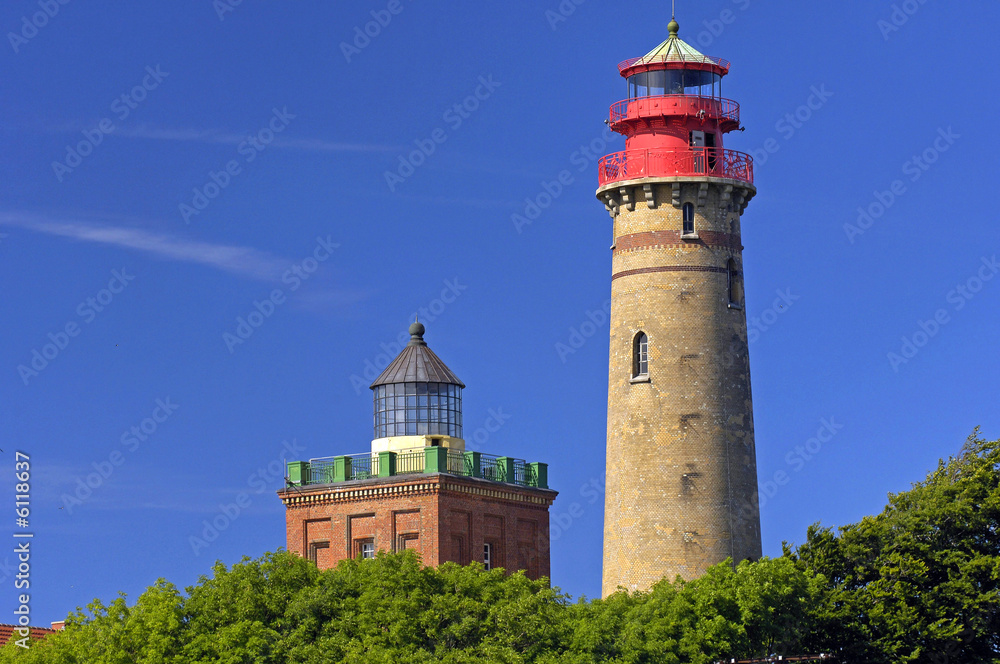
[597,14,761,596]
[279,323,556,578]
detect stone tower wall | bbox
[600,178,761,597]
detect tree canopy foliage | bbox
[5,432,997,663]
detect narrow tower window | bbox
[633,332,649,378]
[727,259,741,305]
[682,203,695,236]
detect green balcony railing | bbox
[287,448,549,490]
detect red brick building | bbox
[0,622,63,647]
[279,323,556,578]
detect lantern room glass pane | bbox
[666,70,683,94]
[647,70,666,96]
[629,69,722,98]
[630,72,648,98]
[373,382,463,439]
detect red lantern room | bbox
[598,17,754,187]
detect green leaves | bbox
[5,433,998,663]
[795,431,1000,663]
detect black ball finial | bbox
[408,320,426,346]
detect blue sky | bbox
[1,0,998,623]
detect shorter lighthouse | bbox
[280,323,557,578]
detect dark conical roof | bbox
[370,323,465,389]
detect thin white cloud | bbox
[50,122,402,153]
[0,212,288,281]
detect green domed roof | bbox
[620,19,730,72]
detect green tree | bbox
[794,431,1000,662]
[4,432,997,663]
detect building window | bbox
[682,203,695,236]
[727,259,741,305]
[633,332,649,378]
[308,541,329,565]
[483,543,493,571]
[451,536,467,565]
[397,533,418,551]
[358,539,375,560]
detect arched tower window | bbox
[727,259,741,305]
[633,332,649,378]
[682,203,695,236]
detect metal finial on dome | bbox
[668,17,680,37]
[408,320,426,346]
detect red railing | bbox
[598,148,754,187]
[609,95,740,126]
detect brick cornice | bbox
[279,474,557,508]
[279,480,440,507]
[614,230,742,254]
[440,481,556,507]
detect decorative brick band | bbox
[280,476,556,508]
[612,265,727,281]
[440,482,555,507]
[280,481,440,507]
[614,230,742,254]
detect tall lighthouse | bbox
[597,15,761,596]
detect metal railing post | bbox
[377,451,396,478]
[333,455,349,483]
[286,461,310,486]
[464,451,481,479]
[496,457,516,484]
[527,462,548,489]
[424,446,449,474]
